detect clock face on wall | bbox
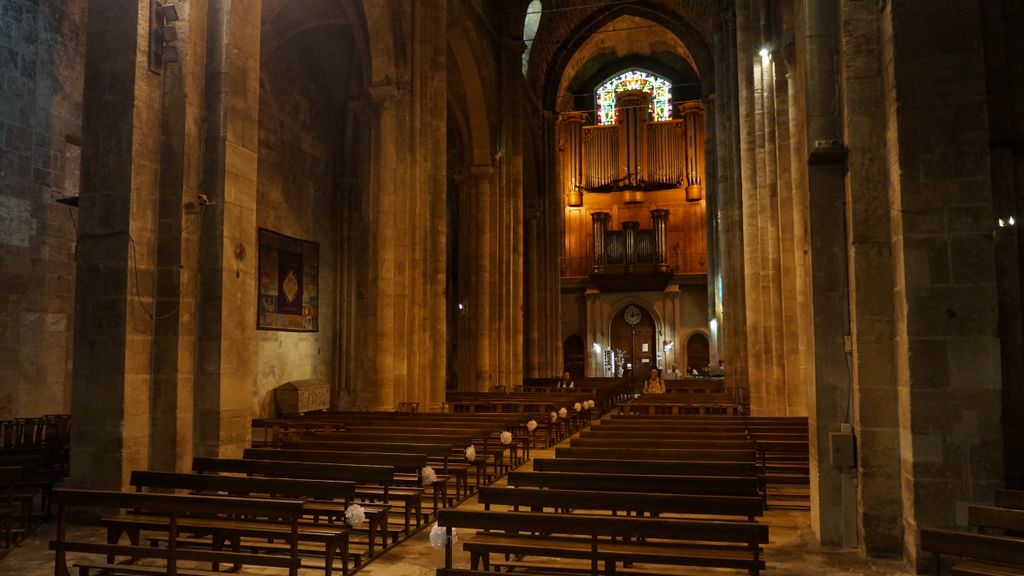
[624,305,642,325]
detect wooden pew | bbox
[997,489,1024,510]
[507,471,761,497]
[477,486,763,521]
[555,446,760,464]
[50,488,308,576]
[287,412,532,463]
[276,440,470,499]
[532,457,759,479]
[128,471,380,559]
[435,509,769,575]
[969,504,1024,536]
[192,457,423,533]
[920,527,1024,576]
[336,426,509,478]
[244,447,451,512]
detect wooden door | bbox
[610,304,656,380]
[686,332,710,373]
[563,335,585,379]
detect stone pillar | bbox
[790,0,852,547]
[837,0,902,557]
[471,164,495,391]
[714,4,750,396]
[412,0,448,408]
[193,0,261,458]
[881,1,1003,567]
[736,0,768,411]
[71,0,163,489]
[663,284,682,369]
[150,0,204,473]
[585,288,602,376]
[981,0,1024,492]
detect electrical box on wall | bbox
[829,431,857,468]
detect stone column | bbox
[663,284,682,369]
[714,4,750,395]
[881,1,1003,567]
[471,164,495,391]
[736,0,768,410]
[150,0,205,473]
[412,0,447,408]
[71,0,164,489]
[981,0,1024,492]
[193,0,262,458]
[837,0,902,557]
[585,288,602,376]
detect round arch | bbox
[539,1,714,112]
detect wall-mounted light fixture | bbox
[149,1,180,73]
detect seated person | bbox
[642,368,666,394]
[665,364,683,379]
[558,371,575,389]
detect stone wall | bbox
[0,0,86,419]
[255,28,344,418]
[561,285,707,377]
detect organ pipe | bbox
[559,112,587,207]
[591,211,611,271]
[679,101,705,201]
[562,100,705,202]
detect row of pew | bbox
[48,409,559,575]
[435,413,810,576]
[920,489,1024,575]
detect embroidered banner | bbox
[258,228,319,332]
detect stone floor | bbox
[0,431,916,576]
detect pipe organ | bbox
[560,98,708,282]
[562,97,705,202]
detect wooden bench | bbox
[477,486,763,520]
[293,431,490,486]
[128,470,382,559]
[969,504,1024,535]
[997,490,1024,510]
[192,457,422,533]
[920,527,1024,576]
[278,439,471,499]
[435,509,768,575]
[244,447,449,513]
[507,470,761,497]
[555,446,761,464]
[50,488,308,576]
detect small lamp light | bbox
[160,3,179,22]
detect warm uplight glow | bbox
[759,47,770,59]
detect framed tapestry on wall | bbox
[257,228,319,332]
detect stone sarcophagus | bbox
[274,379,330,416]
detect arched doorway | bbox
[610,304,656,379]
[686,332,710,374]
[562,335,585,379]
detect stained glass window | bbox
[595,69,672,125]
[522,1,542,76]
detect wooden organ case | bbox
[560,94,707,291]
